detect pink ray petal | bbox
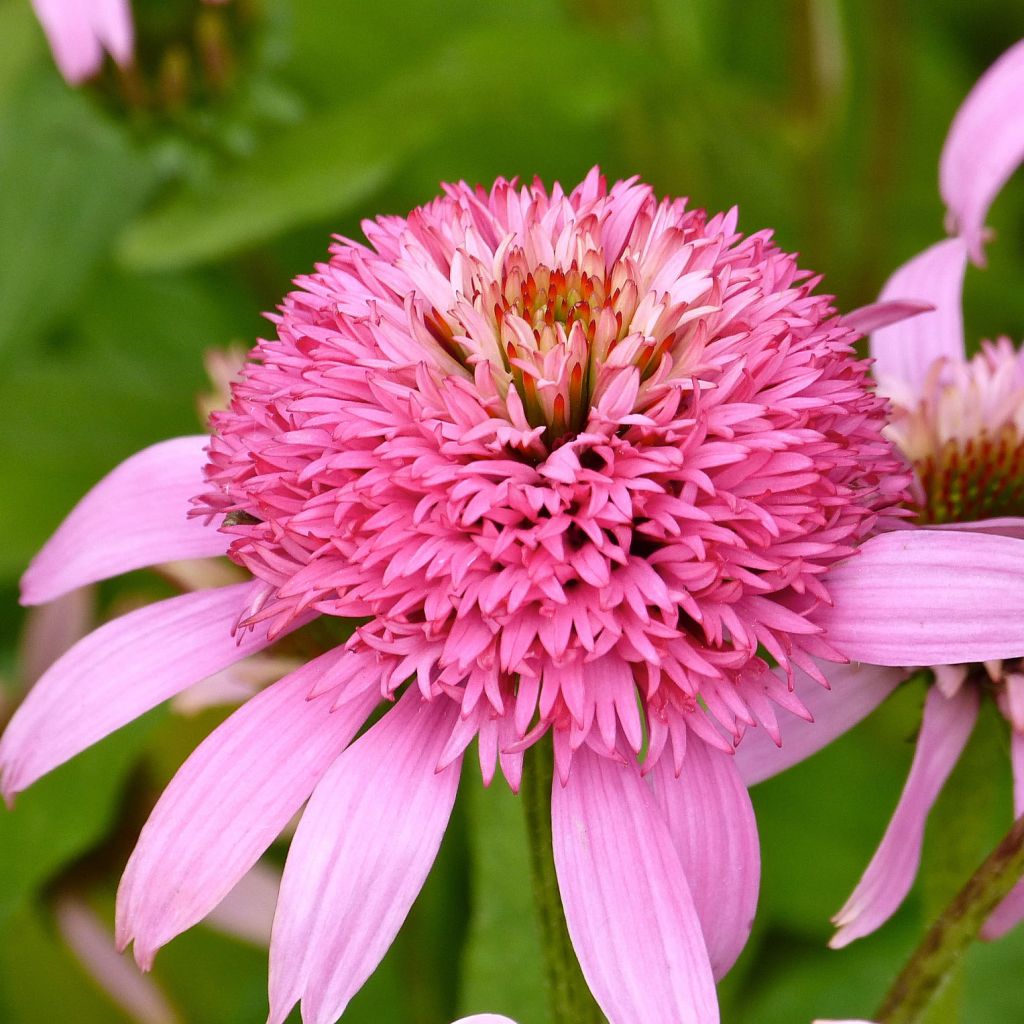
[843,300,932,335]
[202,861,281,948]
[868,238,968,395]
[21,437,226,606]
[831,685,979,948]
[818,530,1024,667]
[735,661,906,785]
[551,746,719,1024]
[981,731,1024,940]
[116,647,378,968]
[268,690,461,1024]
[940,39,1024,264]
[20,586,95,686]
[927,517,1024,540]
[0,583,268,797]
[54,895,181,1024]
[450,1018,519,1024]
[648,734,759,980]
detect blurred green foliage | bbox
[2,1,1024,1022]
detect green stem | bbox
[521,743,605,1024]
[875,814,1024,1024]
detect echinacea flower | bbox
[736,39,1024,949]
[4,170,1023,1024]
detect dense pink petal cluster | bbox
[200,168,910,784]
[738,37,1024,952]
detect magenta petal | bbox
[116,647,378,967]
[831,685,978,948]
[940,39,1024,264]
[551,747,718,1024]
[0,583,267,796]
[268,691,461,1024]
[981,731,1024,940]
[819,530,1024,666]
[21,437,227,605]
[868,238,968,393]
[735,661,905,786]
[649,736,759,980]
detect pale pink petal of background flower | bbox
[201,861,281,948]
[552,747,718,1024]
[20,437,227,605]
[54,896,180,1024]
[940,38,1024,263]
[842,300,933,335]
[268,692,461,1024]
[20,586,94,686]
[818,531,1024,666]
[450,1017,519,1024]
[649,737,759,980]
[868,238,968,396]
[0,583,268,796]
[927,517,1024,540]
[735,662,907,786]
[831,685,979,947]
[116,647,378,968]
[31,0,133,84]
[980,731,1024,940]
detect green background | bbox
[1,1,1023,1021]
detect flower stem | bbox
[522,742,605,1024]
[875,813,1024,1024]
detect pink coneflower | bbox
[736,39,1024,949]
[4,170,1024,1024]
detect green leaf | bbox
[0,71,152,358]
[459,771,550,1024]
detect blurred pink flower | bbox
[3,169,1022,1024]
[737,38,1024,949]
[31,0,229,85]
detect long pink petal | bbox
[843,300,932,335]
[735,662,906,785]
[0,583,266,797]
[116,647,378,968]
[940,39,1024,264]
[649,736,759,980]
[928,517,1024,540]
[268,690,461,1024]
[21,437,226,606]
[818,530,1024,667]
[981,731,1024,940]
[831,685,978,947]
[551,747,719,1024]
[201,862,281,948]
[21,586,95,686]
[868,238,968,394]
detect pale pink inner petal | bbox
[0,583,269,797]
[868,238,968,395]
[551,746,719,1024]
[981,731,1024,941]
[268,691,462,1024]
[649,735,759,980]
[21,436,227,606]
[819,530,1024,666]
[735,661,906,786]
[940,39,1024,264]
[116,645,378,968]
[831,685,979,948]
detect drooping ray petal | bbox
[21,437,226,605]
[116,646,378,968]
[818,530,1024,667]
[0,583,266,797]
[868,238,968,394]
[940,39,1024,264]
[735,662,907,786]
[831,685,978,948]
[928,517,1024,540]
[268,690,461,1024]
[649,735,759,980]
[843,300,932,335]
[981,731,1024,940]
[31,0,133,84]
[551,746,719,1024]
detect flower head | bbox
[5,170,1016,1024]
